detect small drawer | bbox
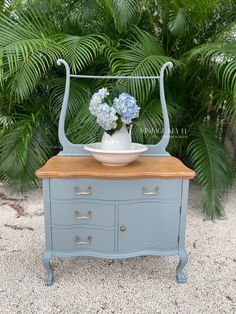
[50,178,182,201]
[51,227,115,253]
[50,202,115,227]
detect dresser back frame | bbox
[56,58,173,157]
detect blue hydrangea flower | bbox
[113,93,140,124]
[89,88,140,132]
[96,104,118,130]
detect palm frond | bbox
[63,0,105,34]
[0,112,14,127]
[0,111,57,192]
[49,76,101,144]
[66,112,102,144]
[103,0,142,33]
[0,9,63,101]
[49,77,91,124]
[0,7,59,39]
[112,27,180,104]
[132,98,178,144]
[4,40,62,102]
[58,34,108,74]
[168,7,188,36]
[187,125,233,219]
[212,89,236,133]
[185,42,236,106]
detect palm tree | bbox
[0,0,235,219]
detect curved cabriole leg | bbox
[176,249,188,284]
[42,252,53,286]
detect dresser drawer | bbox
[51,227,115,253]
[50,178,182,201]
[50,202,115,227]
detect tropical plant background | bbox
[0,0,236,219]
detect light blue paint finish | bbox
[42,179,53,286]
[114,204,119,253]
[41,176,191,285]
[176,179,189,284]
[118,202,180,252]
[51,249,179,258]
[56,59,173,157]
[50,178,182,201]
[51,227,115,253]
[42,252,53,286]
[50,201,115,227]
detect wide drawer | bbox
[50,178,182,201]
[51,227,115,253]
[50,201,115,227]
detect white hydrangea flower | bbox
[98,87,109,98]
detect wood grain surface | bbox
[35,156,196,179]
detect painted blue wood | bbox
[51,227,115,253]
[50,249,179,258]
[42,252,53,287]
[41,176,190,285]
[118,202,180,252]
[51,201,115,227]
[176,179,189,284]
[50,178,182,201]
[56,59,173,157]
[42,179,53,286]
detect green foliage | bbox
[103,0,142,33]
[0,0,235,219]
[131,98,178,144]
[49,78,91,123]
[187,126,233,219]
[112,27,180,104]
[58,34,108,73]
[0,108,57,192]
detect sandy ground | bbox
[0,183,236,314]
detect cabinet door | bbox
[118,202,180,253]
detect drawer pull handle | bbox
[74,186,92,196]
[74,210,92,220]
[75,235,92,245]
[143,187,159,195]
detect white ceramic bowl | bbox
[84,143,148,166]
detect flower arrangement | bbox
[89,87,140,135]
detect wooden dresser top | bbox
[35,156,195,179]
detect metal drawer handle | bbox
[75,235,92,245]
[143,186,159,195]
[74,210,92,220]
[74,186,92,196]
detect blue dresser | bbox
[36,156,195,286]
[35,59,195,285]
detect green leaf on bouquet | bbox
[106,129,116,136]
[104,96,113,106]
[105,116,123,136]
[116,117,123,130]
[111,85,127,98]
